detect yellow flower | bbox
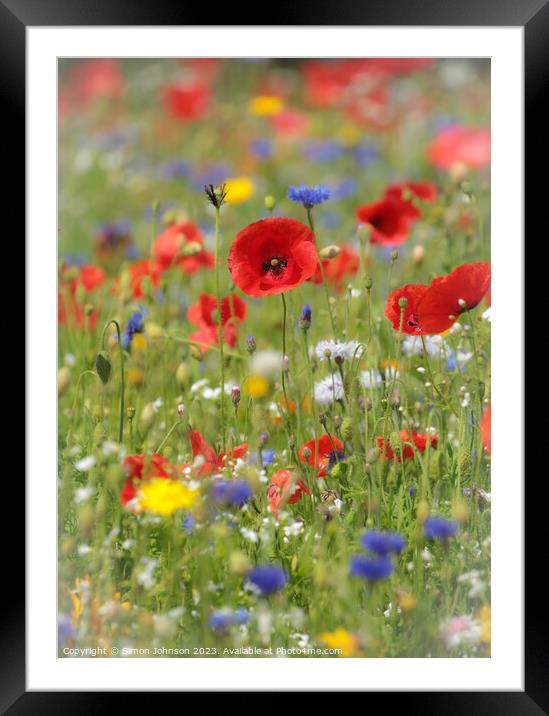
[478,605,491,643]
[336,123,361,147]
[320,628,359,657]
[127,367,145,386]
[132,333,147,351]
[248,95,284,116]
[225,176,255,204]
[138,478,199,517]
[243,374,270,399]
[398,592,417,612]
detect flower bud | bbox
[390,250,398,262]
[341,417,353,441]
[231,386,241,407]
[412,245,425,264]
[58,366,72,395]
[319,245,341,259]
[175,361,192,387]
[95,351,112,384]
[246,335,256,354]
[264,195,276,211]
[364,276,373,290]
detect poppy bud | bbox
[390,250,398,262]
[340,417,352,440]
[190,344,203,361]
[364,276,373,290]
[412,245,425,264]
[84,303,94,318]
[176,362,192,387]
[163,209,177,225]
[416,500,430,523]
[264,195,276,211]
[58,366,72,395]
[140,402,157,428]
[318,413,327,426]
[95,351,112,384]
[127,405,136,421]
[319,245,341,259]
[301,446,312,459]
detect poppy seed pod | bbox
[95,350,112,384]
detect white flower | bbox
[315,340,363,362]
[360,369,383,389]
[137,557,158,589]
[439,615,482,649]
[240,527,259,543]
[314,373,344,405]
[77,544,92,556]
[74,486,94,504]
[64,353,76,367]
[482,307,491,322]
[74,455,95,472]
[283,521,304,537]
[250,350,283,378]
[402,334,449,357]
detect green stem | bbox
[420,334,458,418]
[306,207,337,338]
[101,320,125,443]
[214,205,227,454]
[280,293,291,420]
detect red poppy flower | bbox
[310,245,360,292]
[385,262,491,335]
[59,265,106,329]
[187,293,247,352]
[356,197,419,246]
[481,403,491,454]
[120,453,174,509]
[154,221,214,274]
[428,126,491,170]
[186,430,248,477]
[67,59,124,106]
[228,218,318,297]
[127,260,162,299]
[163,81,210,121]
[377,430,438,462]
[298,434,344,478]
[345,86,395,132]
[383,181,438,205]
[269,108,311,137]
[267,469,311,514]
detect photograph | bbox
[56,56,493,661]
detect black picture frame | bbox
[9,0,544,709]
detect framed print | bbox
[9,0,545,708]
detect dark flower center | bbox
[406,313,419,328]
[262,255,288,278]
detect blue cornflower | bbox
[424,516,458,541]
[58,613,75,647]
[208,607,249,630]
[408,485,417,497]
[182,513,194,536]
[251,448,275,466]
[299,303,312,331]
[247,565,288,596]
[349,554,394,581]
[288,184,331,208]
[249,138,274,159]
[122,309,145,350]
[353,143,379,167]
[360,530,406,556]
[328,449,344,471]
[302,140,343,163]
[211,479,253,507]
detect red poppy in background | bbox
[269,108,311,137]
[228,217,317,297]
[356,197,419,246]
[187,292,247,352]
[384,181,438,205]
[298,434,344,478]
[154,221,214,274]
[186,430,248,477]
[481,403,491,454]
[310,245,360,292]
[267,469,311,514]
[120,453,174,509]
[428,126,491,170]
[177,58,220,82]
[385,262,491,335]
[127,260,162,299]
[67,59,124,106]
[58,264,106,330]
[377,430,438,462]
[163,81,210,121]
